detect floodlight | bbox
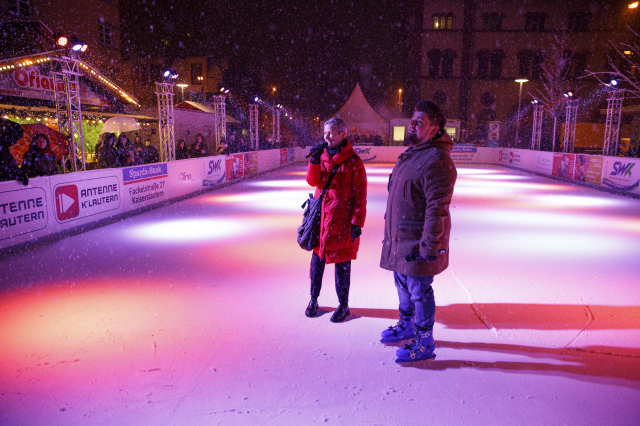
[55,35,68,47]
[610,79,618,86]
[161,68,178,81]
[254,97,259,102]
[69,36,87,52]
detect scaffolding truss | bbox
[272,108,281,142]
[212,95,227,150]
[603,89,625,156]
[51,55,86,172]
[531,103,544,150]
[249,104,259,150]
[563,99,579,153]
[156,82,175,162]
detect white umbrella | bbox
[101,116,141,134]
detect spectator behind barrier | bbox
[116,135,135,166]
[217,139,229,155]
[0,118,28,185]
[98,133,119,169]
[176,139,190,160]
[21,133,58,177]
[142,139,159,163]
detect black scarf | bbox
[327,138,348,156]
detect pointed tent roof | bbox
[334,83,385,123]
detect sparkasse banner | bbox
[122,163,169,210]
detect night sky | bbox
[120,0,416,118]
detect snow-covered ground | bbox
[1,163,639,425]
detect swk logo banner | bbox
[603,159,640,192]
[354,147,377,161]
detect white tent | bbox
[329,83,388,141]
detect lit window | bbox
[432,13,453,30]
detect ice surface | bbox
[0,163,639,425]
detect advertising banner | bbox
[353,146,378,162]
[244,151,259,176]
[0,65,107,106]
[122,163,169,210]
[602,157,640,194]
[226,153,245,181]
[203,155,226,187]
[507,150,524,167]
[552,153,575,179]
[287,147,295,163]
[452,145,478,164]
[533,152,553,175]
[167,158,203,198]
[51,174,122,225]
[0,182,49,242]
[573,155,603,185]
[280,148,289,166]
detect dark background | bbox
[120,0,419,117]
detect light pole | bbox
[514,79,528,148]
[177,84,188,102]
[398,89,403,113]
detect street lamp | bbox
[514,78,528,147]
[177,84,188,102]
[398,89,403,113]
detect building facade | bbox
[418,0,638,145]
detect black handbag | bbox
[297,164,340,251]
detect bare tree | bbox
[528,33,584,151]
[582,28,640,98]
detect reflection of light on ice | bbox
[202,190,311,211]
[250,180,311,188]
[133,218,253,241]
[456,168,502,175]
[364,167,393,175]
[456,180,568,193]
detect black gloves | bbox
[351,224,362,242]
[308,142,327,164]
[405,253,437,262]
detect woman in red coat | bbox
[305,118,367,322]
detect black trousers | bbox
[310,252,351,305]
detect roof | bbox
[175,101,241,123]
[333,83,385,123]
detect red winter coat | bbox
[306,141,367,264]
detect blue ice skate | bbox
[380,315,416,343]
[395,325,436,364]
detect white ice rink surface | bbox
[1,163,639,425]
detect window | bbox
[490,50,504,79]
[482,13,503,31]
[7,0,30,16]
[191,63,203,85]
[477,50,491,79]
[518,50,533,77]
[432,13,453,30]
[427,49,441,78]
[532,52,546,80]
[477,50,504,79]
[441,49,457,78]
[573,51,589,78]
[568,13,589,31]
[561,50,573,80]
[525,13,546,32]
[99,23,112,46]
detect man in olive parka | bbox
[380,100,457,363]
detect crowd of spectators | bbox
[346,133,385,146]
[96,133,159,169]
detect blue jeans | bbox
[393,272,435,330]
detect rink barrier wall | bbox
[0,147,309,252]
[3,144,637,252]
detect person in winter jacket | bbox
[115,135,135,166]
[176,139,190,160]
[0,118,28,185]
[142,139,159,163]
[379,100,457,364]
[98,133,119,169]
[21,133,58,177]
[304,117,367,323]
